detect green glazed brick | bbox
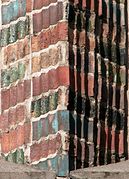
[5,151,17,163]
[18,63,26,79]
[35,160,48,170]
[37,120,43,140]
[1,69,10,87]
[17,20,26,39]
[16,149,24,164]
[49,92,58,111]
[41,96,49,115]
[34,99,41,117]
[9,24,18,43]
[25,16,30,35]
[10,67,19,83]
[0,28,9,47]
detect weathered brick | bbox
[32,57,41,73]
[17,82,25,103]
[1,89,10,111]
[10,86,17,107]
[16,105,25,123]
[0,112,8,132]
[8,108,16,126]
[30,133,61,162]
[33,76,41,96]
[24,80,31,99]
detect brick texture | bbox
[0,0,69,177]
[0,0,128,178]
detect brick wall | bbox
[0,0,128,177]
[0,0,69,177]
[68,0,128,170]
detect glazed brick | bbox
[4,37,30,65]
[10,85,17,107]
[4,44,17,65]
[33,0,57,10]
[58,66,69,86]
[16,105,25,123]
[0,112,8,132]
[26,0,32,12]
[70,69,94,96]
[1,89,10,111]
[33,1,64,33]
[2,0,26,25]
[33,76,41,96]
[1,123,30,153]
[48,69,59,90]
[17,82,25,103]
[31,21,68,52]
[1,63,26,88]
[8,108,16,127]
[31,91,59,117]
[30,133,61,162]
[32,110,69,141]
[24,79,31,99]
[41,73,49,93]
[32,45,61,72]
[0,18,29,47]
[33,66,69,97]
[32,57,41,73]
[4,149,24,164]
[34,154,68,176]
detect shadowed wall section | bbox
[68,0,128,171]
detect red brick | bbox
[17,82,25,103]
[31,35,40,52]
[1,132,10,153]
[48,133,61,155]
[33,12,43,33]
[42,8,50,29]
[31,22,68,52]
[16,105,25,123]
[0,112,8,131]
[10,129,17,151]
[40,29,51,49]
[40,51,49,68]
[24,80,31,99]
[88,74,94,96]
[8,108,16,126]
[17,125,25,147]
[49,46,60,66]
[17,38,30,59]
[30,138,49,161]
[33,76,41,96]
[1,89,10,110]
[41,73,49,93]
[24,122,31,143]
[34,0,44,9]
[49,5,58,26]
[48,69,59,89]
[32,56,41,72]
[58,66,69,86]
[4,44,17,65]
[58,22,68,41]
[26,0,32,12]
[30,134,61,162]
[10,86,17,107]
